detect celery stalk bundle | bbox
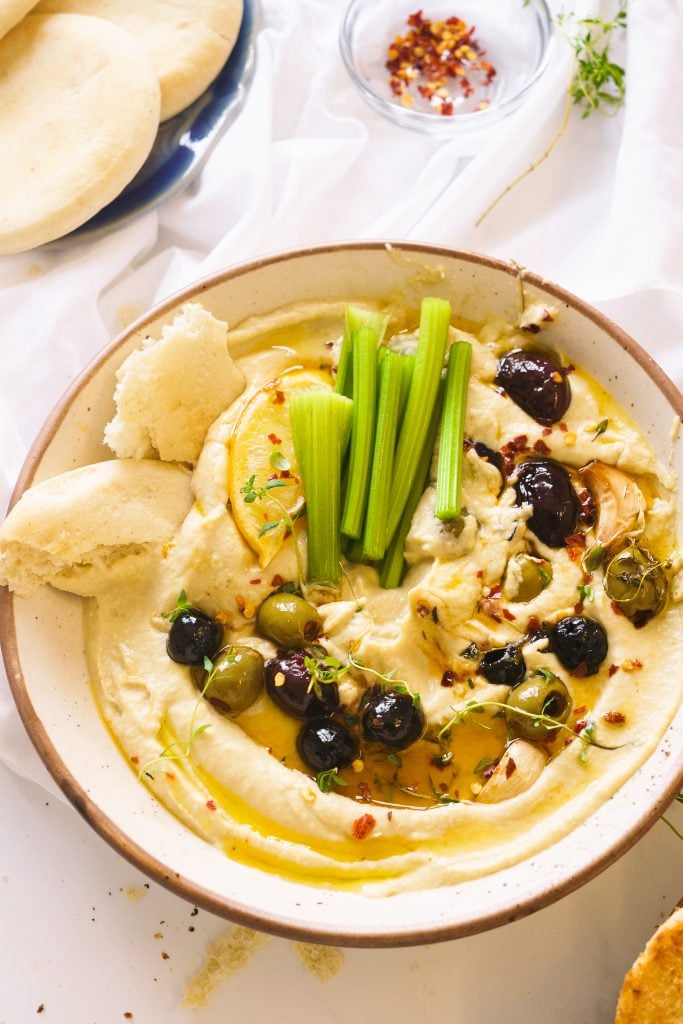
[290,298,471,590]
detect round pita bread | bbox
[614,905,683,1023]
[36,0,244,121]
[0,13,160,255]
[0,0,40,39]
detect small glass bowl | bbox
[340,0,555,143]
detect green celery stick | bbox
[290,389,353,586]
[435,341,472,520]
[385,297,451,542]
[380,382,444,589]
[341,326,378,539]
[363,349,404,560]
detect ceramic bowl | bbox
[1,243,682,946]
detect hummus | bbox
[2,297,682,896]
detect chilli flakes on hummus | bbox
[1,294,681,895]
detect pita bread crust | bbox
[36,0,244,120]
[0,0,40,39]
[104,303,246,465]
[0,460,192,597]
[0,13,160,255]
[614,906,683,1023]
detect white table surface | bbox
[1,757,681,1022]
[2,1,683,1020]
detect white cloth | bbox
[0,0,681,785]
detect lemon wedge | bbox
[228,368,332,567]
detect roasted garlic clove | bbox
[476,739,547,804]
[581,461,645,551]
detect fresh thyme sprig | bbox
[304,647,349,700]
[240,471,306,589]
[347,651,421,707]
[138,653,229,781]
[316,767,350,794]
[161,589,192,622]
[477,1,628,226]
[557,4,627,119]
[436,698,619,764]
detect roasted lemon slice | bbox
[228,368,332,567]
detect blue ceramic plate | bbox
[54,0,257,246]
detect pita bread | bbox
[104,303,245,465]
[614,905,683,1023]
[0,460,192,597]
[0,0,40,39]
[0,14,160,255]
[36,0,244,121]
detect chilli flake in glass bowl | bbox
[340,0,555,142]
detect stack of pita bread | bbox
[614,904,683,1023]
[0,0,244,254]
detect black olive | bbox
[471,441,506,492]
[360,686,425,751]
[549,616,608,676]
[495,349,571,424]
[479,644,526,687]
[167,609,223,665]
[297,718,360,773]
[265,650,339,719]
[515,459,580,547]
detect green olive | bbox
[256,593,321,648]
[503,554,552,603]
[605,544,668,626]
[505,673,571,741]
[195,645,265,716]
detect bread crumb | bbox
[121,886,146,902]
[292,942,344,982]
[117,303,144,330]
[180,926,271,1009]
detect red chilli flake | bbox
[500,434,530,475]
[267,433,282,445]
[352,813,377,840]
[573,705,587,717]
[385,11,496,117]
[533,438,552,456]
[250,578,262,585]
[603,710,627,725]
[357,782,373,803]
[505,757,517,779]
[502,608,516,621]
[271,574,285,587]
[272,390,285,405]
[608,663,619,677]
[206,800,217,811]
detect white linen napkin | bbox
[0,0,680,788]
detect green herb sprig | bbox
[316,767,350,794]
[557,6,627,119]
[240,473,306,588]
[138,653,229,780]
[348,651,421,707]
[436,698,620,765]
[477,1,627,226]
